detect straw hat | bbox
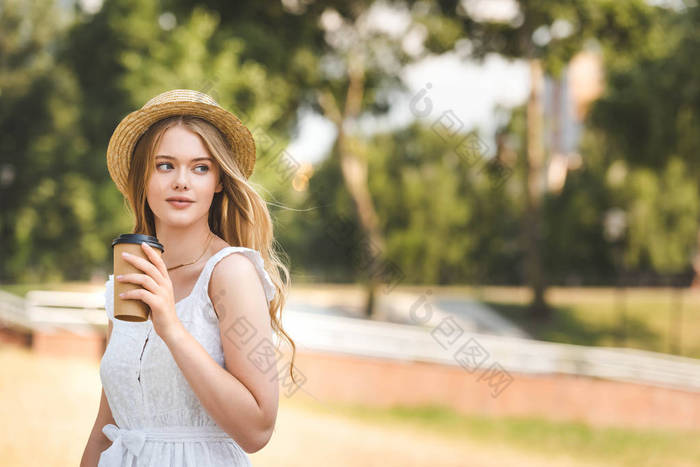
[106,89,256,197]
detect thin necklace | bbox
[166,231,215,271]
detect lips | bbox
[167,199,194,209]
[166,197,194,202]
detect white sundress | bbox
[98,246,277,467]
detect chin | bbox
[153,208,193,225]
[164,217,196,227]
[165,206,210,224]
[168,210,200,221]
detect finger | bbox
[116,273,159,295]
[122,252,162,285]
[119,288,154,308]
[141,242,168,278]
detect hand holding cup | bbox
[116,242,184,342]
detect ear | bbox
[215,178,223,193]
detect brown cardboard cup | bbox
[112,234,164,322]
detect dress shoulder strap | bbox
[194,246,276,306]
[104,274,114,321]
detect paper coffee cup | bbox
[112,234,164,322]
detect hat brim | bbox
[106,100,256,197]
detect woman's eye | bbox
[156,162,209,173]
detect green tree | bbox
[368,122,521,285]
[588,2,700,284]
[414,0,656,319]
[581,3,700,354]
[0,0,105,282]
[304,120,521,286]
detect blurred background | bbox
[1,0,700,466]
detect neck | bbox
[154,219,214,269]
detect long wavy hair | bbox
[122,114,298,385]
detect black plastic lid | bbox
[111,233,164,253]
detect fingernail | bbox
[119,292,124,297]
[122,252,129,257]
[116,275,123,279]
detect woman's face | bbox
[146,124,222,227]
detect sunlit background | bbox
[1,0,699,466]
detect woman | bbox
[80,89,297,466]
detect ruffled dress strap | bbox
[194,246,276,308]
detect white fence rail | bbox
[282,309,700,393]
[0,289,105,334]
[25,290,106,327]
[1,289,699,392]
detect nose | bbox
[173,166,189,189]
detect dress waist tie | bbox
[99,423,232,466]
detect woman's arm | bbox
[80,322,116,467]
[161,254,279,454]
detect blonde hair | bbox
[123,115,299,385]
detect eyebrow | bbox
[155,155,213,162]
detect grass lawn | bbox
[290,398,700,467]
[442,285,700,359]
[376,284,700,359]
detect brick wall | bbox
[283,349,700,431]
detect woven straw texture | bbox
[106,89,256,197]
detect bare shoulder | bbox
[213,249,259,277]
[207,247,269,321]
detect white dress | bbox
[98,246,277,467]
